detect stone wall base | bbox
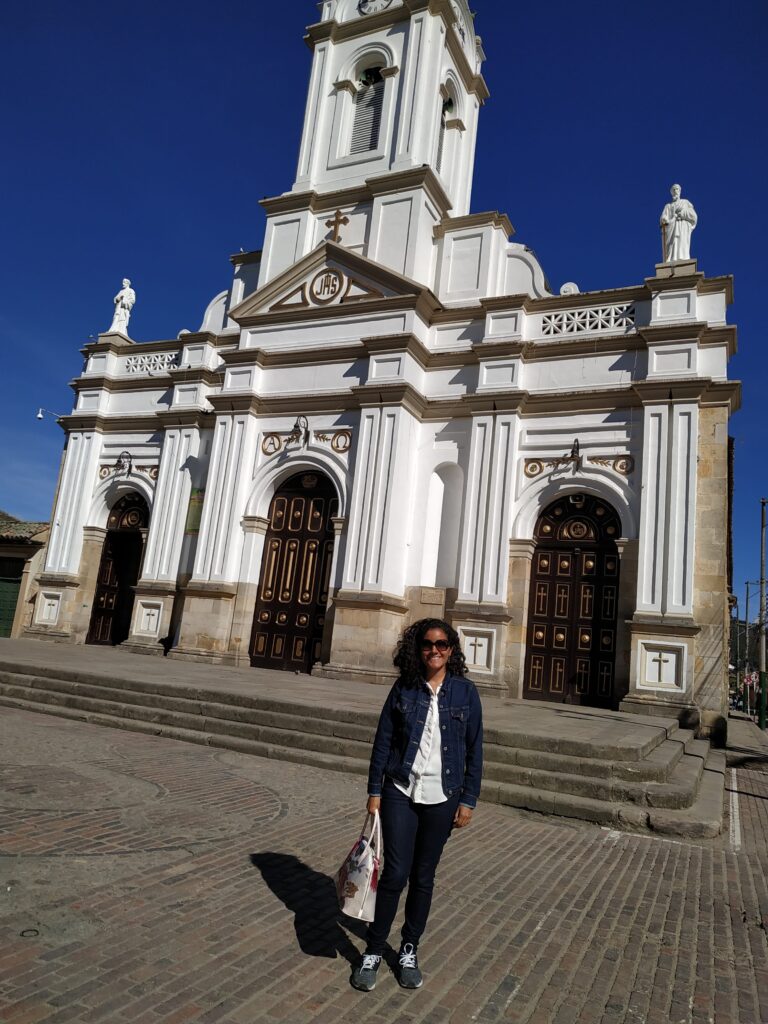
[119,638,167,658]
[167,646,244,667]
[619,695,700,730]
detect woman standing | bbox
[351,618,483,992]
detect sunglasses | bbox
[420,639,451,652]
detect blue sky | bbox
[1,0,765,601]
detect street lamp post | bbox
[760,499,767,730]
[735,596,741,710]
[745,583,752,716]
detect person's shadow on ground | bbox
[251,852,369,964]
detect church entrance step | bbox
[0,657,724,839]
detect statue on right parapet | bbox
[660,184,698,263]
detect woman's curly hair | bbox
[393,618,468,686]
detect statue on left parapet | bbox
[109,278,136,334]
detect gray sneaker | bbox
[397,943,423,989]
[351,953,381,992]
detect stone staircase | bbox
[0,651,725,839]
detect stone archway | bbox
[249,471,338,673]
[523,494,622,708]
[86,494,149,646]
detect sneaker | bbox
[351,953,381,992]
[397,943,423,989]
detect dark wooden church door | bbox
[250,472,337,673]
[87,494,149,646]
[523,494,621,708]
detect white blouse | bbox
[394,681,447,805]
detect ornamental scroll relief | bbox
[99,464,159,481]
[261,429,353,457]
[524,455,634,479]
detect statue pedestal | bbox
[97,331,134,345]
[654,259,698,279]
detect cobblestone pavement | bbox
[1,708,767,1024]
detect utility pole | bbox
[745,582,751,716]
[760,499,767,730]
[735,596,741,710]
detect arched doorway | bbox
[250,472,338,673]
[523,494,621,708]
[86,494,149,646]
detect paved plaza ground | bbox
[1,706,767,1024]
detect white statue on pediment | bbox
[660,184,697,263]
[109,278,136,334]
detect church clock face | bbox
[358,0,393,13]
[450,1,472,51]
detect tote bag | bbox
[335,811,382,922]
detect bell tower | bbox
[258,0,488,288]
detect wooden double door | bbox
[523,495,621,708]
[250,473,337,673]
[0,558,24,638]
[86,494,148,646]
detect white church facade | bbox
[27,0,739,737]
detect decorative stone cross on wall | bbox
[649,651,671,685]
[326,209,350,243]
[465,635,488,669]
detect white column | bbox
[635,405,669,613]
[140,427,202,583]
[635,401,698,616]
[458,414,517,605]
[393,13,440,171]
[293,42,331,190]
[481,415,518,604]
[665,403,699,614]
[342,406,416,596]
[44,430,102,575]
[192,414,258,583]
[458,415,494,603]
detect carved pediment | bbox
[228,241,432,324]
[270,266,385,312]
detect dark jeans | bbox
[366,780,460,955]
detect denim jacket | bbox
[367,674,484,809]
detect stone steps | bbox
[0,663,724,837]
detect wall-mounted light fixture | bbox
[287,416,310,448]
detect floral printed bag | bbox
[335,811,382,922]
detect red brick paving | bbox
[1,708,767,1023]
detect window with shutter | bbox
[350,68,384,155]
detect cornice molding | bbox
[434,211,515,239]
[81,338,184,358]
[261,166,452,219]
[632,378,741,410]
[69,374,172,394]
[522,285,647,313]
[700,325,737,356]
[229,249,263,267]
[332,589,410,614]
[522,336,644,362]
[637,323,708,345]
[155,409,216,429]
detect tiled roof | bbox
[0,510,49,543]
